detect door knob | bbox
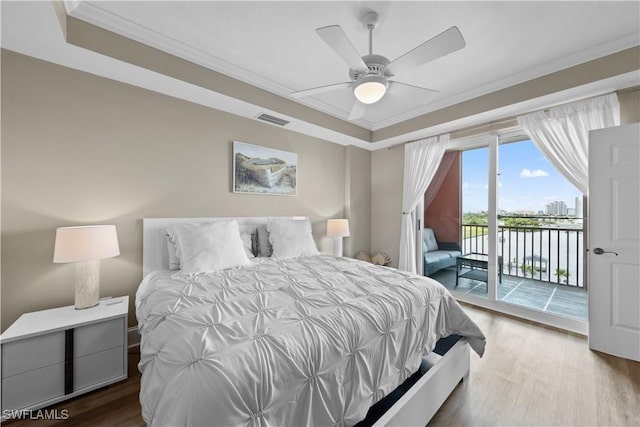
[592,247,619,256]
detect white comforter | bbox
[136,255,485,426]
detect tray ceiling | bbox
[64,1,640,130]
[1,1,639,149]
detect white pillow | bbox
[167,221,250,275]
[267,218,319,259]
[240,232,255,259]
[167,228,254,270]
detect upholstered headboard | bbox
[142,216,305,276]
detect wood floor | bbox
[6,305,639,426]
[430,304,640,426]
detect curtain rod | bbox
[386,117,519,150]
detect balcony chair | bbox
[423,228,462,276]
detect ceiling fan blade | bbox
[316,25,368,72]
[386,26,465,76]
[291,81,351,98]
[389,81,440,104]
[348,100,366,120]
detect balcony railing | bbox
[462,222,584,288]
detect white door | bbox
[588,123,640,361]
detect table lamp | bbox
[53,225,120,309]
[327,219,350,257]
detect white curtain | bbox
[399,134,449,273]
[517,93,620,195]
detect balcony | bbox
[429,221,588,321]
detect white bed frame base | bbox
[375,339,469,426]
[141,217,471,426]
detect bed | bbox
[137,217,485,426]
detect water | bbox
[463,228,584,287]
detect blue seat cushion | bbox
[424,251,451,264]
[441,250,462,259]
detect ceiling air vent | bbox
[256,113,290,126]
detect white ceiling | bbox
[63,1,640,130]
[1,2,639,150]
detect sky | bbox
[462,140,582,213]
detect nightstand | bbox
[1,296,128,419]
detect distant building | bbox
[545,200,567,216]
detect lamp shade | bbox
[327,219,350,238]
[53,225,120,263]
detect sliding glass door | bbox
[425,134,588,333]
[496,138,586,320]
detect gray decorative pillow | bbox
[423,228,439,252]
[256,225,272,257]
[239,232,256,259]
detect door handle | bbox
[592,247,619,256]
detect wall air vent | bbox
[256,113,290,126]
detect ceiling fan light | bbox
[354,76,388,104]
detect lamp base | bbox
[75,259,100,310]
[332,237,343,257]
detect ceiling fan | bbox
[291,12,465,120]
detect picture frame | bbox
[233,141,297,196]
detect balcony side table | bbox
[455,253,503,288]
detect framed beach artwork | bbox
[233,141,297,196]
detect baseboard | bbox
[128,326,140,348]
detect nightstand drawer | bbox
[1,362,65,410]
[75,346,125,390]
[75,317,124,358]
[0,296,129,417]
[1,331,65,378]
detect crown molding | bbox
[66,1,376,128]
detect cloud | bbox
[520,168,549,178]
[463,182,485,190]
[483,182,502,190]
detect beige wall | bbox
[344,146,371,257]
[619,88,640,124]
[370,147,404,268]
[0,50,368,330]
